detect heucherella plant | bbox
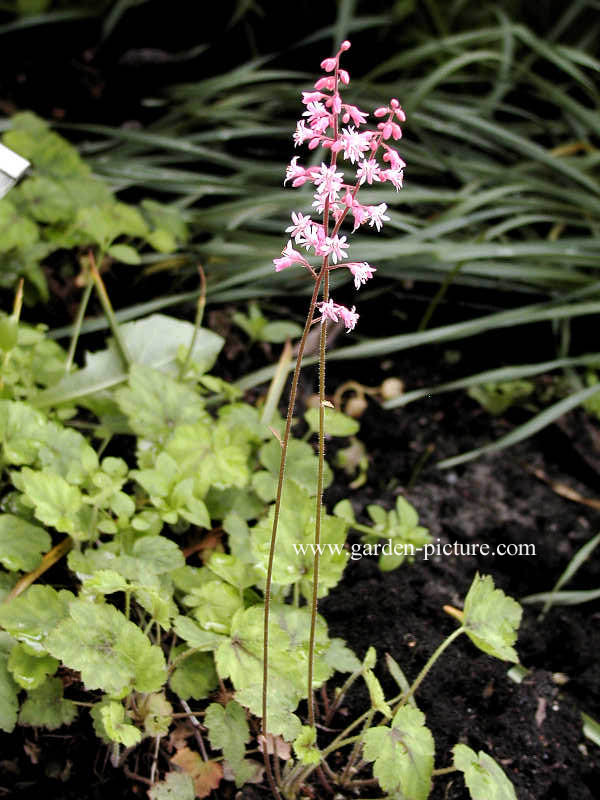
[261,42,522,800]
[263,37,405,766]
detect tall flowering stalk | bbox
[262,40,405,796]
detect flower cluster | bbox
[274,40,405,331]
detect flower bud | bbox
[320,57,337,72]
[380,378,404,400]
[345,394,368,418]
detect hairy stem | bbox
[307,265,329,728]
[261,267,325,797]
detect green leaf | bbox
[97,700,142,746]
[206,552,257,590]
[7,644,58,690]
[261,320,303,343]
[148,771,195,800]
[453,744,518,800]
[364,496,431,570]
[0,400,48,465]
[18,676,77,730]
[34,315,223,409]
[46,600,167,696]
[146,228,177,253]
[173,615,228,652]
[363,668,391,718]
[108,244,142,265]
[0,633,19,732]
[20,176,73,223]
[205,700,253,786]
[190,581,243,635]
[0,514,50,571]
[0,314,18,352]
[255,438,332,499]
[304,407,360,437]
[0,585,73,654]
[0,200,39,253]
[169,650,218,701]
[132,535,185,574]
[116,364,209,443]
[293,725,321,765]
[363,706,434,799]
[462,574,522,663]
[250,482,348,599]
[140,692,173,737]
[18,467,84,537]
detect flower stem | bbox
[307,264,329,728]
[393,626,465,711]
[262,266,326,798]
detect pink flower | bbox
[390,98,406,121]
[320,57,337,72]
[339,126,372,163]
[284,155,308,185]
[317,234,349,264]
[356,158,381,185]
[381,168,404,191]
[373,106,389,118]
[302,91,325,105]
[367,203,390,231]
[379,121,402,140]
[337,304,359,331]
[285,211,313,242]
[351,203,370,231]
[313,163,344,201]
[317,299,340,323]
[342,104,368,126]
[273,240,309,272]
[314,76,335,91]
[347,262,376,289]
[382,145,406,170]
[316,300,359,332]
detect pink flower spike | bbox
[338,69,350,85]
[373,106,389,118]
[348,262,376,290]
[320,57,337,72]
